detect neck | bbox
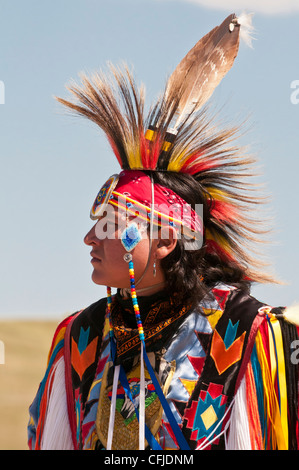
[120,281,166,299]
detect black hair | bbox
[145,170,252,307]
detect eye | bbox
[95,218,119,240]
[106,220,118,228]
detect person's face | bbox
[84,207,155,289]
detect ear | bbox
[155,226,178,260]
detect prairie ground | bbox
[0,320,59,450]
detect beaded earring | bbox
[120,222,142,253]
[119,220,145,340]
[106,220,146,449]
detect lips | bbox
[90,251,102,262]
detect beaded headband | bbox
[90,170,204,241]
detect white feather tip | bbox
[282,304,299,326]
[236,12,255,49]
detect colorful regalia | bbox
[28,13,299,450]
[28,285,299,450]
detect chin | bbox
[91,271,106,285]
[91,271,126,288]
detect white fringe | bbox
[139,346,145,450]
[225,376,252,450]
[41,356,74,450]
[107,364,120,450]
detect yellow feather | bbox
[205,228,232,254]
[167,149,189,172]
[206,186,230,201]
[126,140,143,169]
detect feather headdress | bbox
[56,13,274,284]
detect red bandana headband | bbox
[90,170,203,239]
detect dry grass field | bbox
[0,320,59,450]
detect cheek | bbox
[92,243,129,287]
[91,235,150,287]
[107,239,149,269]
[126,239,151,275]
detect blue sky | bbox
[0,0,298,319]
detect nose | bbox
[84,224,99,246]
